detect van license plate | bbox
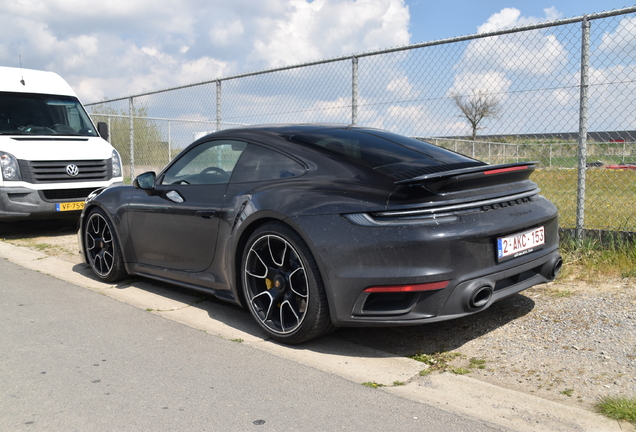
[56,201,85,212]
[497,226,544,261]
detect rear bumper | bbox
[291,195,561,327]
[342,248,561,326]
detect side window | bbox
[231,144,305,183]
[161,140,247,185]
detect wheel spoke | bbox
[251,290,275,322]
[280,300,302,333]
[101,223,112,244]
[245,249,269,279]
[268,236,287,267]
[288,267,308,298]
[85,232,97,252]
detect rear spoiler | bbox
[394,162,538,193]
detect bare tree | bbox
[453,90,500,140]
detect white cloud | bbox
[210,20,245,47]
[386,104,430,130]
[386,76,420,100]
[587,64,636,130]
[250,0,410,67]
[459,8,569,77]
[477,8,522,33]
[0,0,411,101]
[477,7,562,33]
[306,96,352,122]
[552,88,576,106]
[597,16,636,54]
[447,71,511,98]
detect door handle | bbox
[195,211,217,219]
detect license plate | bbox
[55,201,85,212]
[497,226,545,261]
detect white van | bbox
[0,66,123,221]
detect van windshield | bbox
[0,92,98,136]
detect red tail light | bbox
[363,281,449,293]
[484,166,528,175]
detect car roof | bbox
[211,123,374,137]
[199,124,398,149]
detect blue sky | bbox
[407,1,632,42]
[0,0,632,103]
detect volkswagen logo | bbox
[66,164,79,177]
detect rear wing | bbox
[395,162,538,193]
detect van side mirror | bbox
[97,122,109,141]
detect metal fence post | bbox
[129,97,135,180]
[576,16,590,243]
[352,57,358,125]
[168,120,172,163]
[216,81,222,131]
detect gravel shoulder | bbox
[3,220,635,415]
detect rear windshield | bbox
[290,128,475,169]
[0,92,98,137]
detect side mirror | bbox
[133,171,156,191]
[97,122,109,141]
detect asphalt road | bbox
[0,258,500,432]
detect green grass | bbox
[595,396,636,424]
[469,358,487,369]
[410,351,465,377]
[410,352,462,370]
[434,139,636,232]
[558,233,636,281]
[533,168,636,232]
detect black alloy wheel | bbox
[84,208,127,282]
[242,222,332,344]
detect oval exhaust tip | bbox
[469,286,493,309]
[551,257,563,279]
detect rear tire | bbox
[241,222,333,344]
[84,208,127,282]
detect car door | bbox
[126,140,246,272]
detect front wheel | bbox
[84,208,127,282]
[241,222,333,344]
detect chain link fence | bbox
[87,7,636,236]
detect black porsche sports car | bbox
[79,124,562,344]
